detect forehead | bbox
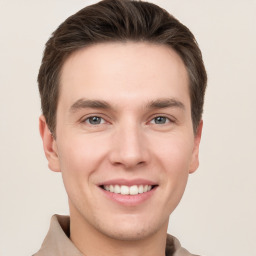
[59,42,189,108]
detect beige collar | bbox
[33,214,196,256]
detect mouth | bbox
[100,184,156,195]
[98,179,158,205]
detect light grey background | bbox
[0,1,255,255]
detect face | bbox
[40,42,202,241]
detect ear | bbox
[39,115,61,172]
[189,120,203,174]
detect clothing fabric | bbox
[33,215,198,256]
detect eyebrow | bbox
[70,99,112,113]
[69,97,185,113]
[146,98,185,110]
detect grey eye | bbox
[87,116,103,125]
[153,116,168,124]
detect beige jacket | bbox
[33,215,198,256]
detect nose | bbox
[109,121,149,169]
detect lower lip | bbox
[99,186,157,206]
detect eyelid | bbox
[85,116,105,125]
[79,113,176,126]
[147,114,176,124]
[150,117,170,124]
[80,113,110,125]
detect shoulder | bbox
[33,215,83,256]
[166,234,200,256]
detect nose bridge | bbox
[110,117,148,168]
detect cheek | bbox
[154,136,193,211]
[56,138,99,207]
[57,135,108,182]
[155,133,194,171]
[154,134,194,194]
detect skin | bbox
[40,42,202,256]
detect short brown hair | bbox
[38,0,207,136]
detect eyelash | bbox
[84,116,107,125]
[149,115,173,125]
[82,114,174,126]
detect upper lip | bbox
[98,178,157,186]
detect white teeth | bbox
[103,185,154,195]
[129,185,138,195]
[121,185,129,195]
[114,185,121,194]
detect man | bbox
[34,0,207,255]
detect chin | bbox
[92,214,168,241]
[99,224,157,241]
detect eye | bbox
[85,116,105,125]
[150,116,171,125]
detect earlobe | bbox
[39,115,61,172]
[189,120,203,174]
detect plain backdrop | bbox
[0,0,255,255]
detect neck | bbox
[69,208,168,256]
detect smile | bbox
[102,185,154,195]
